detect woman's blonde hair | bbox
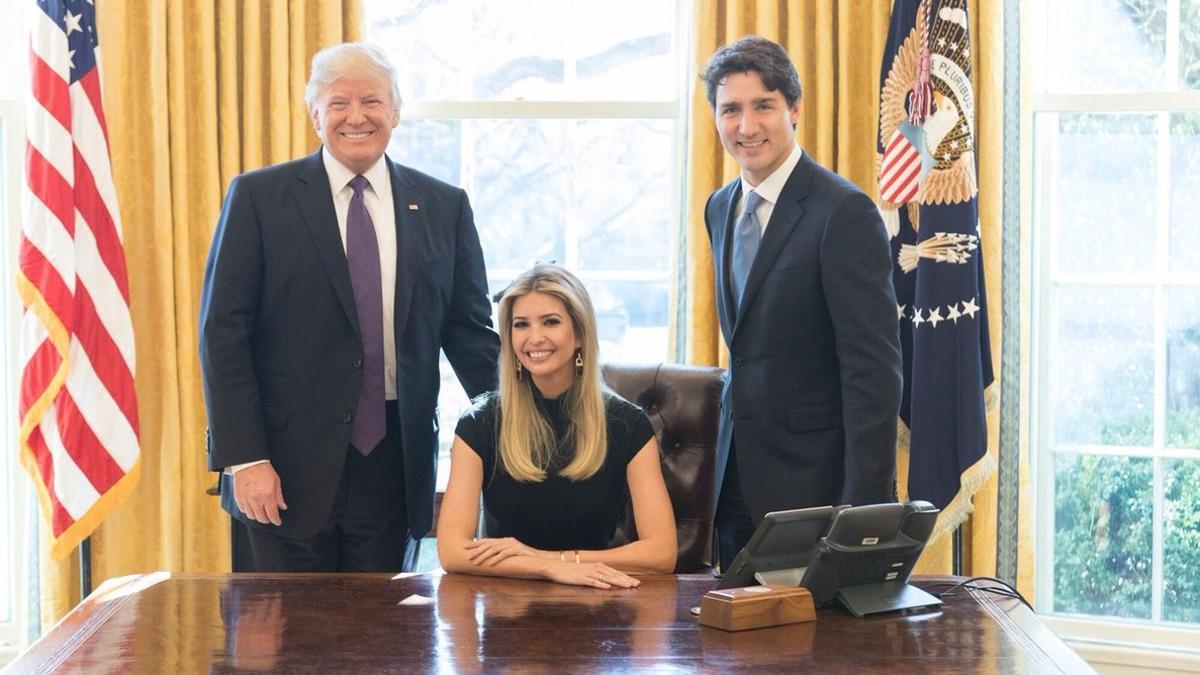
[496,263,607,482]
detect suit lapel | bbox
[733,157,812,333]
[389,158,422,343]
[714,180,740,342]
[295,150,359,336]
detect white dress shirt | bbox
[735,143,804,234]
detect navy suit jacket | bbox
[200,149,499,540]
[705,152,902,522]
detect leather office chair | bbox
[603,362,724,573]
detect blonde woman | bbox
[438,264,676,588]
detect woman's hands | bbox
[464,537,546,567]
[543,561,640,590]
[463,538,640,589]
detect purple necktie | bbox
[347,175,386,455]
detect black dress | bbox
[454,388,655,551]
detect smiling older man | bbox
[200,43,499,572]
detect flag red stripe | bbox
[881,152,920,193]
[73,148,131,302]
[29,47,71,131]
[881,145,919,181]
[73,283,139,425]
[26,427,75,536]
[883,180,918,203]
[887,184,918,204]
[880,143,917,174]
[19,338,63,417]
[882,181,918,204]
[18,238,75,332]
[884,131,907,156]
[25,144,75,236]
[882,167,919,197]
[55,393,125,494]
[77,70,111,144]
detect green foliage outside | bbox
[1164,459,1200,623]
[1054,454,1200,623]
[1054,454,1154,619]
[1167,407,1200,450]
[1181,0,1200,88]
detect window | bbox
[1030,0,1200,633]
[364,0,690,483]
[0,102,29,663]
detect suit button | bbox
[353,358,363,368]
[733,358,744,367]
[343,413,353,423]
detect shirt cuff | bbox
[224,459,270,476]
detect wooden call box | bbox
[698,584,816,632]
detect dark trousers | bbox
[232,401,419,573]
[714,446,757,573]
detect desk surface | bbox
[13,573,1090,673]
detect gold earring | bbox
[516,361,522,381]
[575,351,584,376]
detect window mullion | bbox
[461,120,477,203]
[1150,109,1173,622]
[1034,110,1060,613]
[403,101,679,119]
[1032,92,1200,114]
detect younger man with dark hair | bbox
[700,36,903,571]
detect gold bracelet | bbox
[574,549,581,564]
[559,550,565,562]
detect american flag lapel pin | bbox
[408,203,419,211]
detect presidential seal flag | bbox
[878,0,994,539]
[19,0,140,559]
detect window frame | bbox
[1025,0,1200,659]
[391,48,690,318]
[0,100,31,664]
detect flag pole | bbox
[951,525,962,576]
[79,538,93,598]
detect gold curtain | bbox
[684,0,1032,594]
[38,0,362,625]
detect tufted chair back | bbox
[603,362,724,573]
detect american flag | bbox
[18,0,140,559]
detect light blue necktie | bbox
[346,175,386,455]
[731,190,764,309]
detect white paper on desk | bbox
[398,594,435,607]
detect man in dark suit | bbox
[200,43,499,572]
[700,36,903,571]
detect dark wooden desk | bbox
[12,573,1091,673]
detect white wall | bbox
[0,2,30,104]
